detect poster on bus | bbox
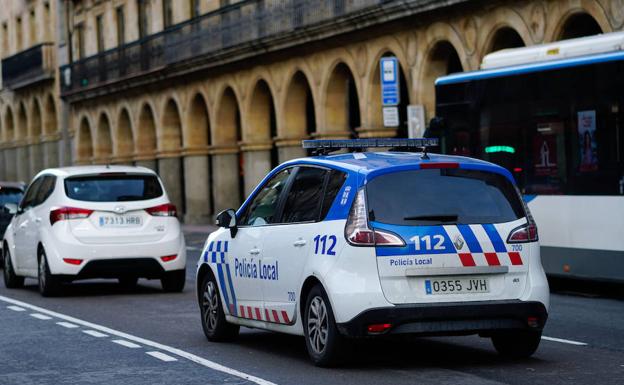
[533,134,558,176]
[577,110,598,172]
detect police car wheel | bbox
[161,270,186,292]
[491,330,542,358]
[38,250,61,297]
[200,274,239,342]
[3,247,24,289]
[304,284,344,367]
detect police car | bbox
[196,138,549,366]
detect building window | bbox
[163,0,173,28]
[29,9,37,45]
[96,14,104,52]
[75,23,85,59]
[190,0,200,18]
[2,23,8,56]
[116,6,125,46]
[16,17,22,51]
[138,0,150,38]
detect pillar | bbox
[211,152,240,213]
[183,154,211,224]
[16,146,30,183]
[157,156,184,215]
[242,148,271,197]
[43,140,60,168]
[29,142,44,176]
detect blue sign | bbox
[380,57,400,106]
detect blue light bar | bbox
[302,138,439,150]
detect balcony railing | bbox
[2,42,56,90]
[60,0,387,95]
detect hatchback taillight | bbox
[50,207,94,226]
[344,188,404,246]
[145,203,177,217]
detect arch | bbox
[419,40,464,120]
[555,11,603,40]
[17,102,28,140]
[30,99,43,139]
[324,62,360,136]
[283,70,316,139]
[159,98,182,152]
[245,79,276,143]
[367,51,410,136]
[43,94,57,135]
[94,112,113,162]
[186,92,210,147]
[484,26,526,55]
[77,117,93,162]
[4,106,15,142]
[137,103,157,155]
[214,86,242,146]
[115,107,134,158]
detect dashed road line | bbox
[7,305,25,312]
[30,313,52,320]
[542,336,588,346]
[83,330,108,338]
[57,321,79,329]
[146,351,178,362]
[112,339,142,349]
[0,295,277,385]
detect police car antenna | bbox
[302,138,439,156]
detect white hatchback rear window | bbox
[64,174,163,202]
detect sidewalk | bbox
[182,224,217,235]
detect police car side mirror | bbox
[216,209,238,238]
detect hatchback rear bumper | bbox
[336,300,547,338]
[57,258,177,281]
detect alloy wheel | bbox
[202,281,219,332]
[307,296,329,355]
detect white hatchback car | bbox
[2,166,186,296]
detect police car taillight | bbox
[345,189,404,246]
[507,221,538,243]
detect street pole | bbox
[57,0,73,166]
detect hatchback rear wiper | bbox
[403,214,458,222]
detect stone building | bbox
[0,0,60,184]
[1,0,623,223]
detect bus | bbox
[432,32,624,283]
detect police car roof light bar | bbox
[302,138,439,156]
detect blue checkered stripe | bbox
[203,240,238,316]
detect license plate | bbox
[425,278,489,295]
[98,215,142,227]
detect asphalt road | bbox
[1,229,623,385]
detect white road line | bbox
[112,339,142,349]
[83,330,108,338]
[542,336,588,346]
[7,305,25,312]
[0,295,276,385]
[146,351,178,362]
[57,321,79,329]
[30,313,52,320]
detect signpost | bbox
[380,57,400,129]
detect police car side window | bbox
[319,169,346,220]
[281,167,328,223]
[240,168,292,227]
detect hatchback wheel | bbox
[492,330,542,358]
[304,284,345,367]
[200,273,239,341]
[118,276,138,289]
[3,247,24,289]
[161,269,186,292]
[38,250,61,297]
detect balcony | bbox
[2,42,56,90]
[60,0,405,98]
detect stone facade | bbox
[2,0,623,223]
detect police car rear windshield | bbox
[64,174,163,202]
[366,169,524,225]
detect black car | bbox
[0,182,25,264]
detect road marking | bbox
[146,351,178,362]
[542,336,588,346]
[30,313,52,320]
[112,339,142,349]
[57,321,79,329]
[83,330,108,338]
[0,295,276,385]
[7,305,25,312]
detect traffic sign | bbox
[380,57,400,106]
[383,107,399,127]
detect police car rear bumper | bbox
[336,300,547,338]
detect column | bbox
[183,152,211,224]
[241,143,272,197]
[211,148,241,213]
[157,155,184,215]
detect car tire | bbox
[38,250,61,297]
[304,284,345,367]
[3,247,24,289]
[200,273,239,342]
[118,276,138,289]
[491,330,542,358]
[161,269,186,292]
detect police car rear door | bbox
[367,165,531,304]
